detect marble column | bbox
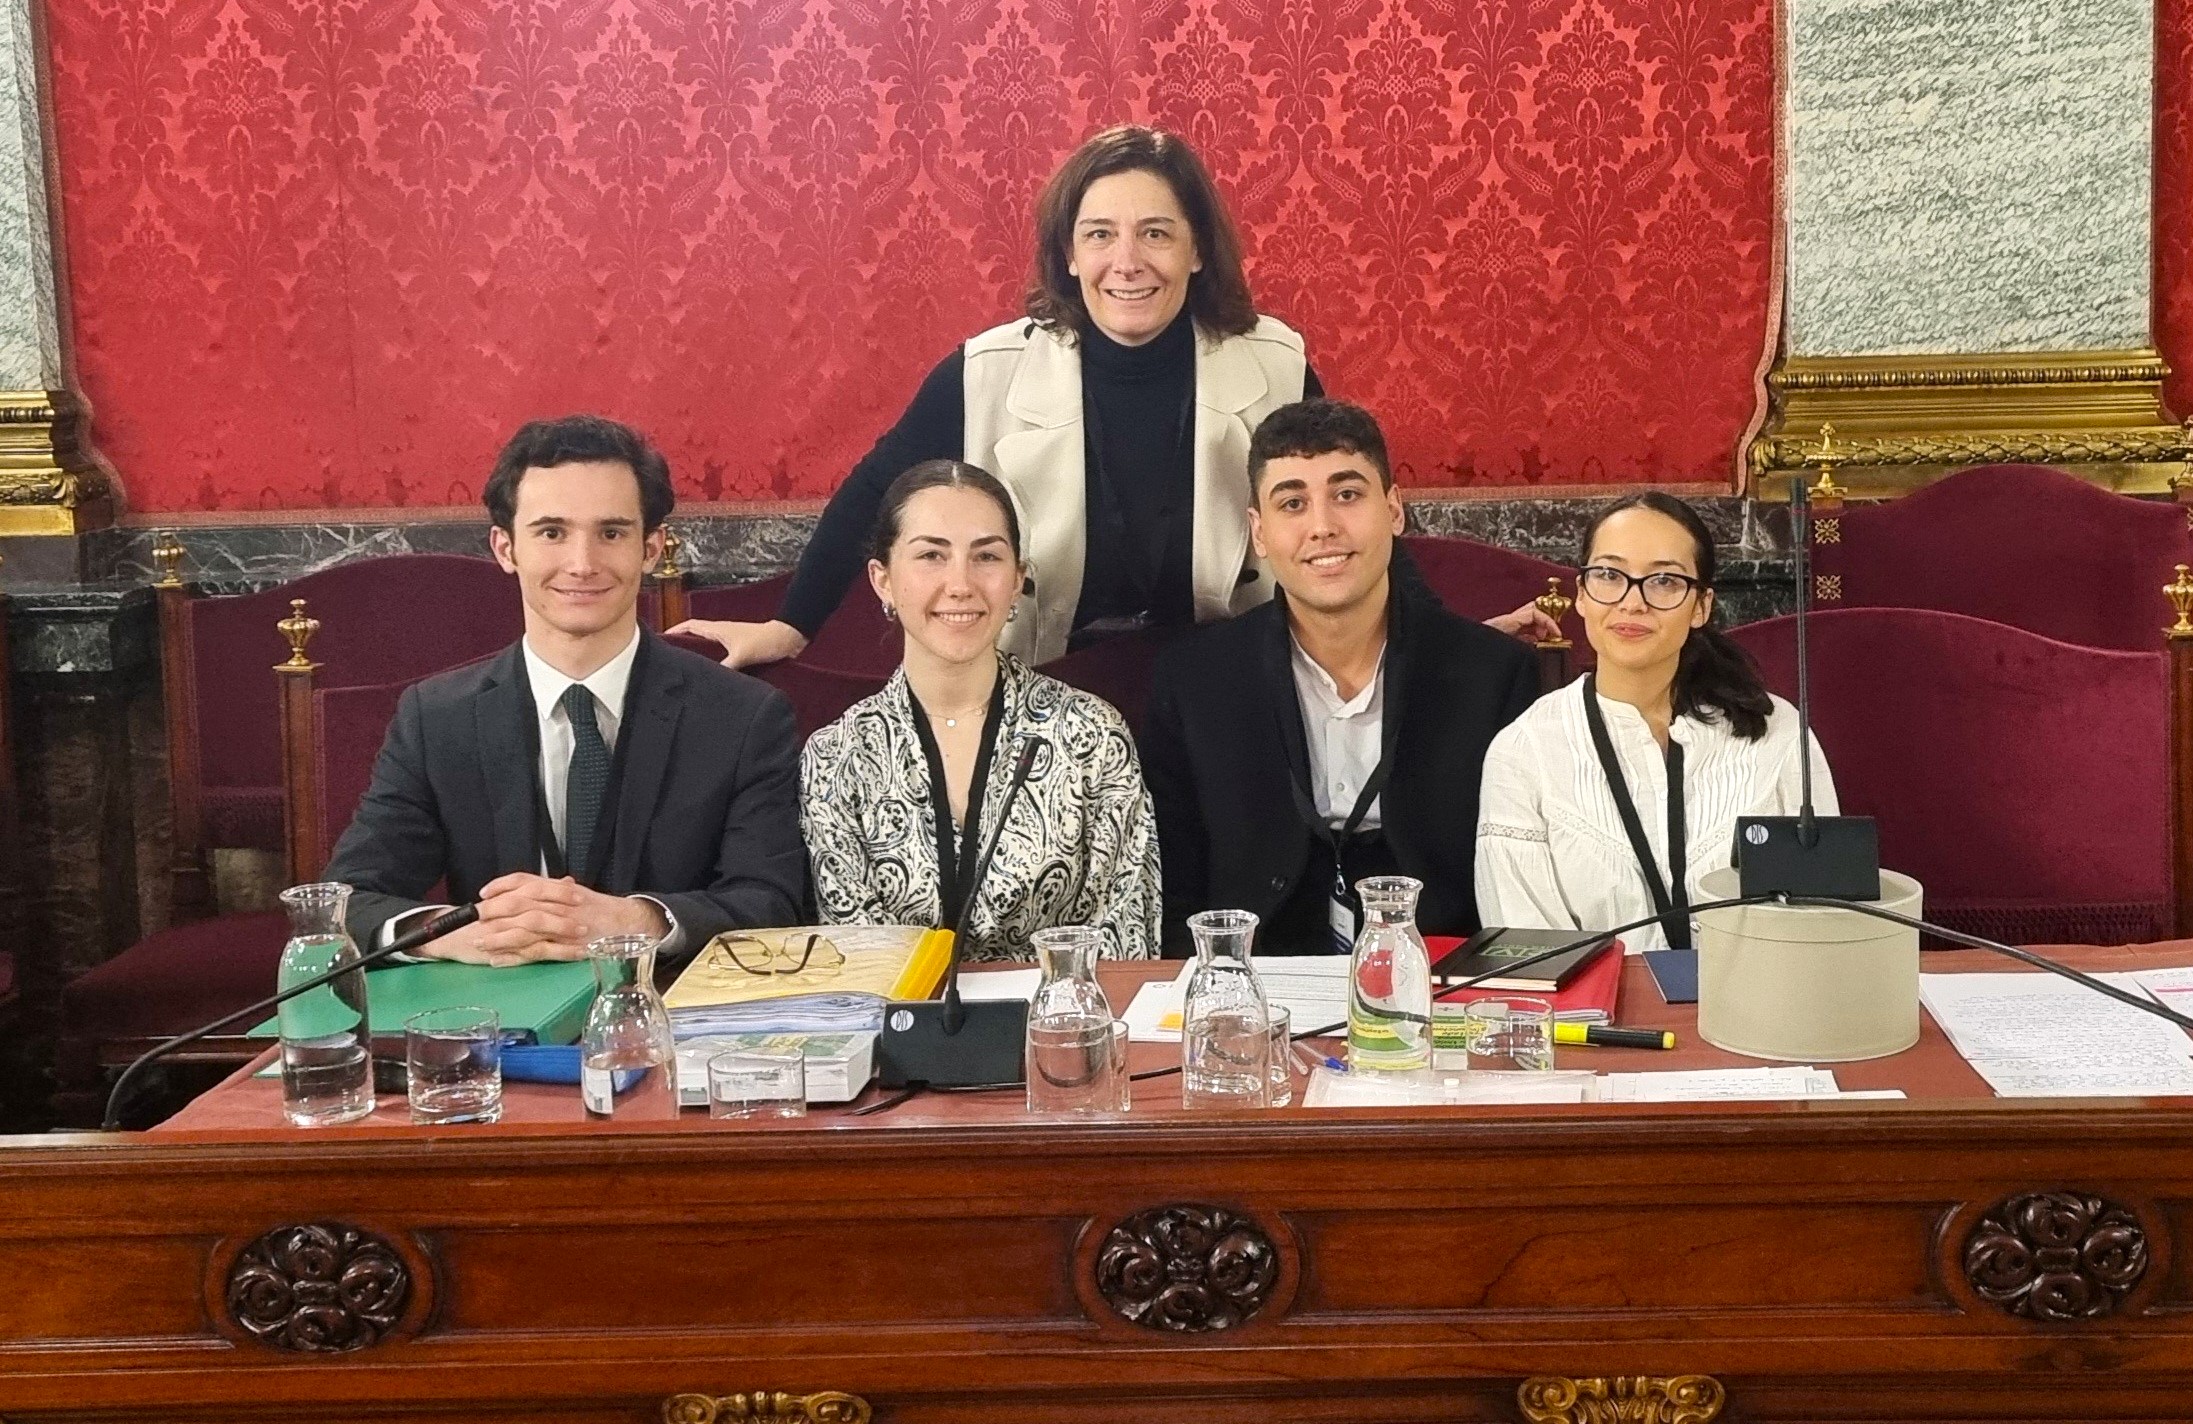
[1750,0,2188,496]
[0,0,107,583]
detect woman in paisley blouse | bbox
[798,459,1161,960]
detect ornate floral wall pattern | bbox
[2159,0,2193,423]
[47,0,1782,511]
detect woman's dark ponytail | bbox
[1578,492,1774,741]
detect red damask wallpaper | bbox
[49,0,1773,511]
[2159,0,2193,423]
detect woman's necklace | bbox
[923,700,988,731]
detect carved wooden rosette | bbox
[1093,1203,1280,1331]
[1962,1192,2150,1322]
[221,1223,414,1352]
[1516,1375,1727,1424]
[661,1392,872,1424]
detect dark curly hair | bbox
[483,415,674,534]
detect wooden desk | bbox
[8,948,2193,1423]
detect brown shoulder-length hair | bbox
[1024,125,1258,342]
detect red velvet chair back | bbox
[755,659,890,742]
[1038,627,1175,734]
[686,573,900,676]
[1400,535,1585,647]
[1812,464,2189,652]
[1729,606,2172,946]
[181,554,519,851]
[313,677,413,868]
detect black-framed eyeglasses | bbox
[1577,565,1705,611]
[704,932,846,978]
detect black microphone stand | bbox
[101,904,482,1130]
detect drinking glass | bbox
[404,1006,503,1125]
[1462,997,1556,1073]
[708,1050,807,1119]
[1265,1006,1295,1108]
[1026,1016,1130,1115]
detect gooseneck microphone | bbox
[101,903,481,1130]
[878,734,1048,1088]
[1734,471,1882,898]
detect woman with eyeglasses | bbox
[799,459,1160,961]
[1473,492,1838,950]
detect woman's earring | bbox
[1006,604,1019,623]
[882,603,897,623]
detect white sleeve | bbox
[1474,725,1577,931]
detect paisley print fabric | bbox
[800,654,1160,961]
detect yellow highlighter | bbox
[1554,1023,1675,1050]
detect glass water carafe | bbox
[1180,909,1272,1109]
[1347,875,1432,1072]
[275,881,374,1126]
[1025,925,1125,1114]
[581,933,679,1119]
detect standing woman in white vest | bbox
[673,124,1551,667]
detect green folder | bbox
[249,960,597,1044]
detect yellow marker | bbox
[1554,1023,1675,1050]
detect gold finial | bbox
[656,524,686,582]
[1533,576,1574,650]
[151,530,186,589]
[276,598,320,668]
[1807,423,1847,507]
[2168,566,2193,641]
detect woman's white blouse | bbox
[1474,678,1838,951]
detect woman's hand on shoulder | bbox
[664,618,810,668]
[1486,600,1562,643]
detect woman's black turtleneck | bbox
[1071,311,1198,638]
[777,314,1321,642]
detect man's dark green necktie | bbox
[559,683,610,884]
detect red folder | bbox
[1421,935,1624,1023]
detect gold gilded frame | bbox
[0,387,111,536]
[1747,349,2191,500]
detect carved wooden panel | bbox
[1517,1375,1727,1424]
[1962,1192,2150,1322]
[221,1223,413,1352]
[1093,1204,1279,1331]
[662,1393,871,1424]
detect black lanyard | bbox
[909,675,1008,930]
[1580,675,1691,950]
[1278,656,1395,907]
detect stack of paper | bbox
[1919,971,2193,1098]
[673,1031,879,1105]
[1596,1065,1901,1102]
[1123,958,1354,1044]
[1301,1066,1594,1108]
[662,927,1034,1038]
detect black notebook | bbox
[1430,927,1621,992]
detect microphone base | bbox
[1734,815,1883,901]
[876,999,1029,1089]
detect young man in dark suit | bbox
[1141,399,1539,954]
[325,415,805,962]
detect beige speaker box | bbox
[1692,866,1925,1063]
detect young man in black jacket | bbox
[1141,399,1539,954]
